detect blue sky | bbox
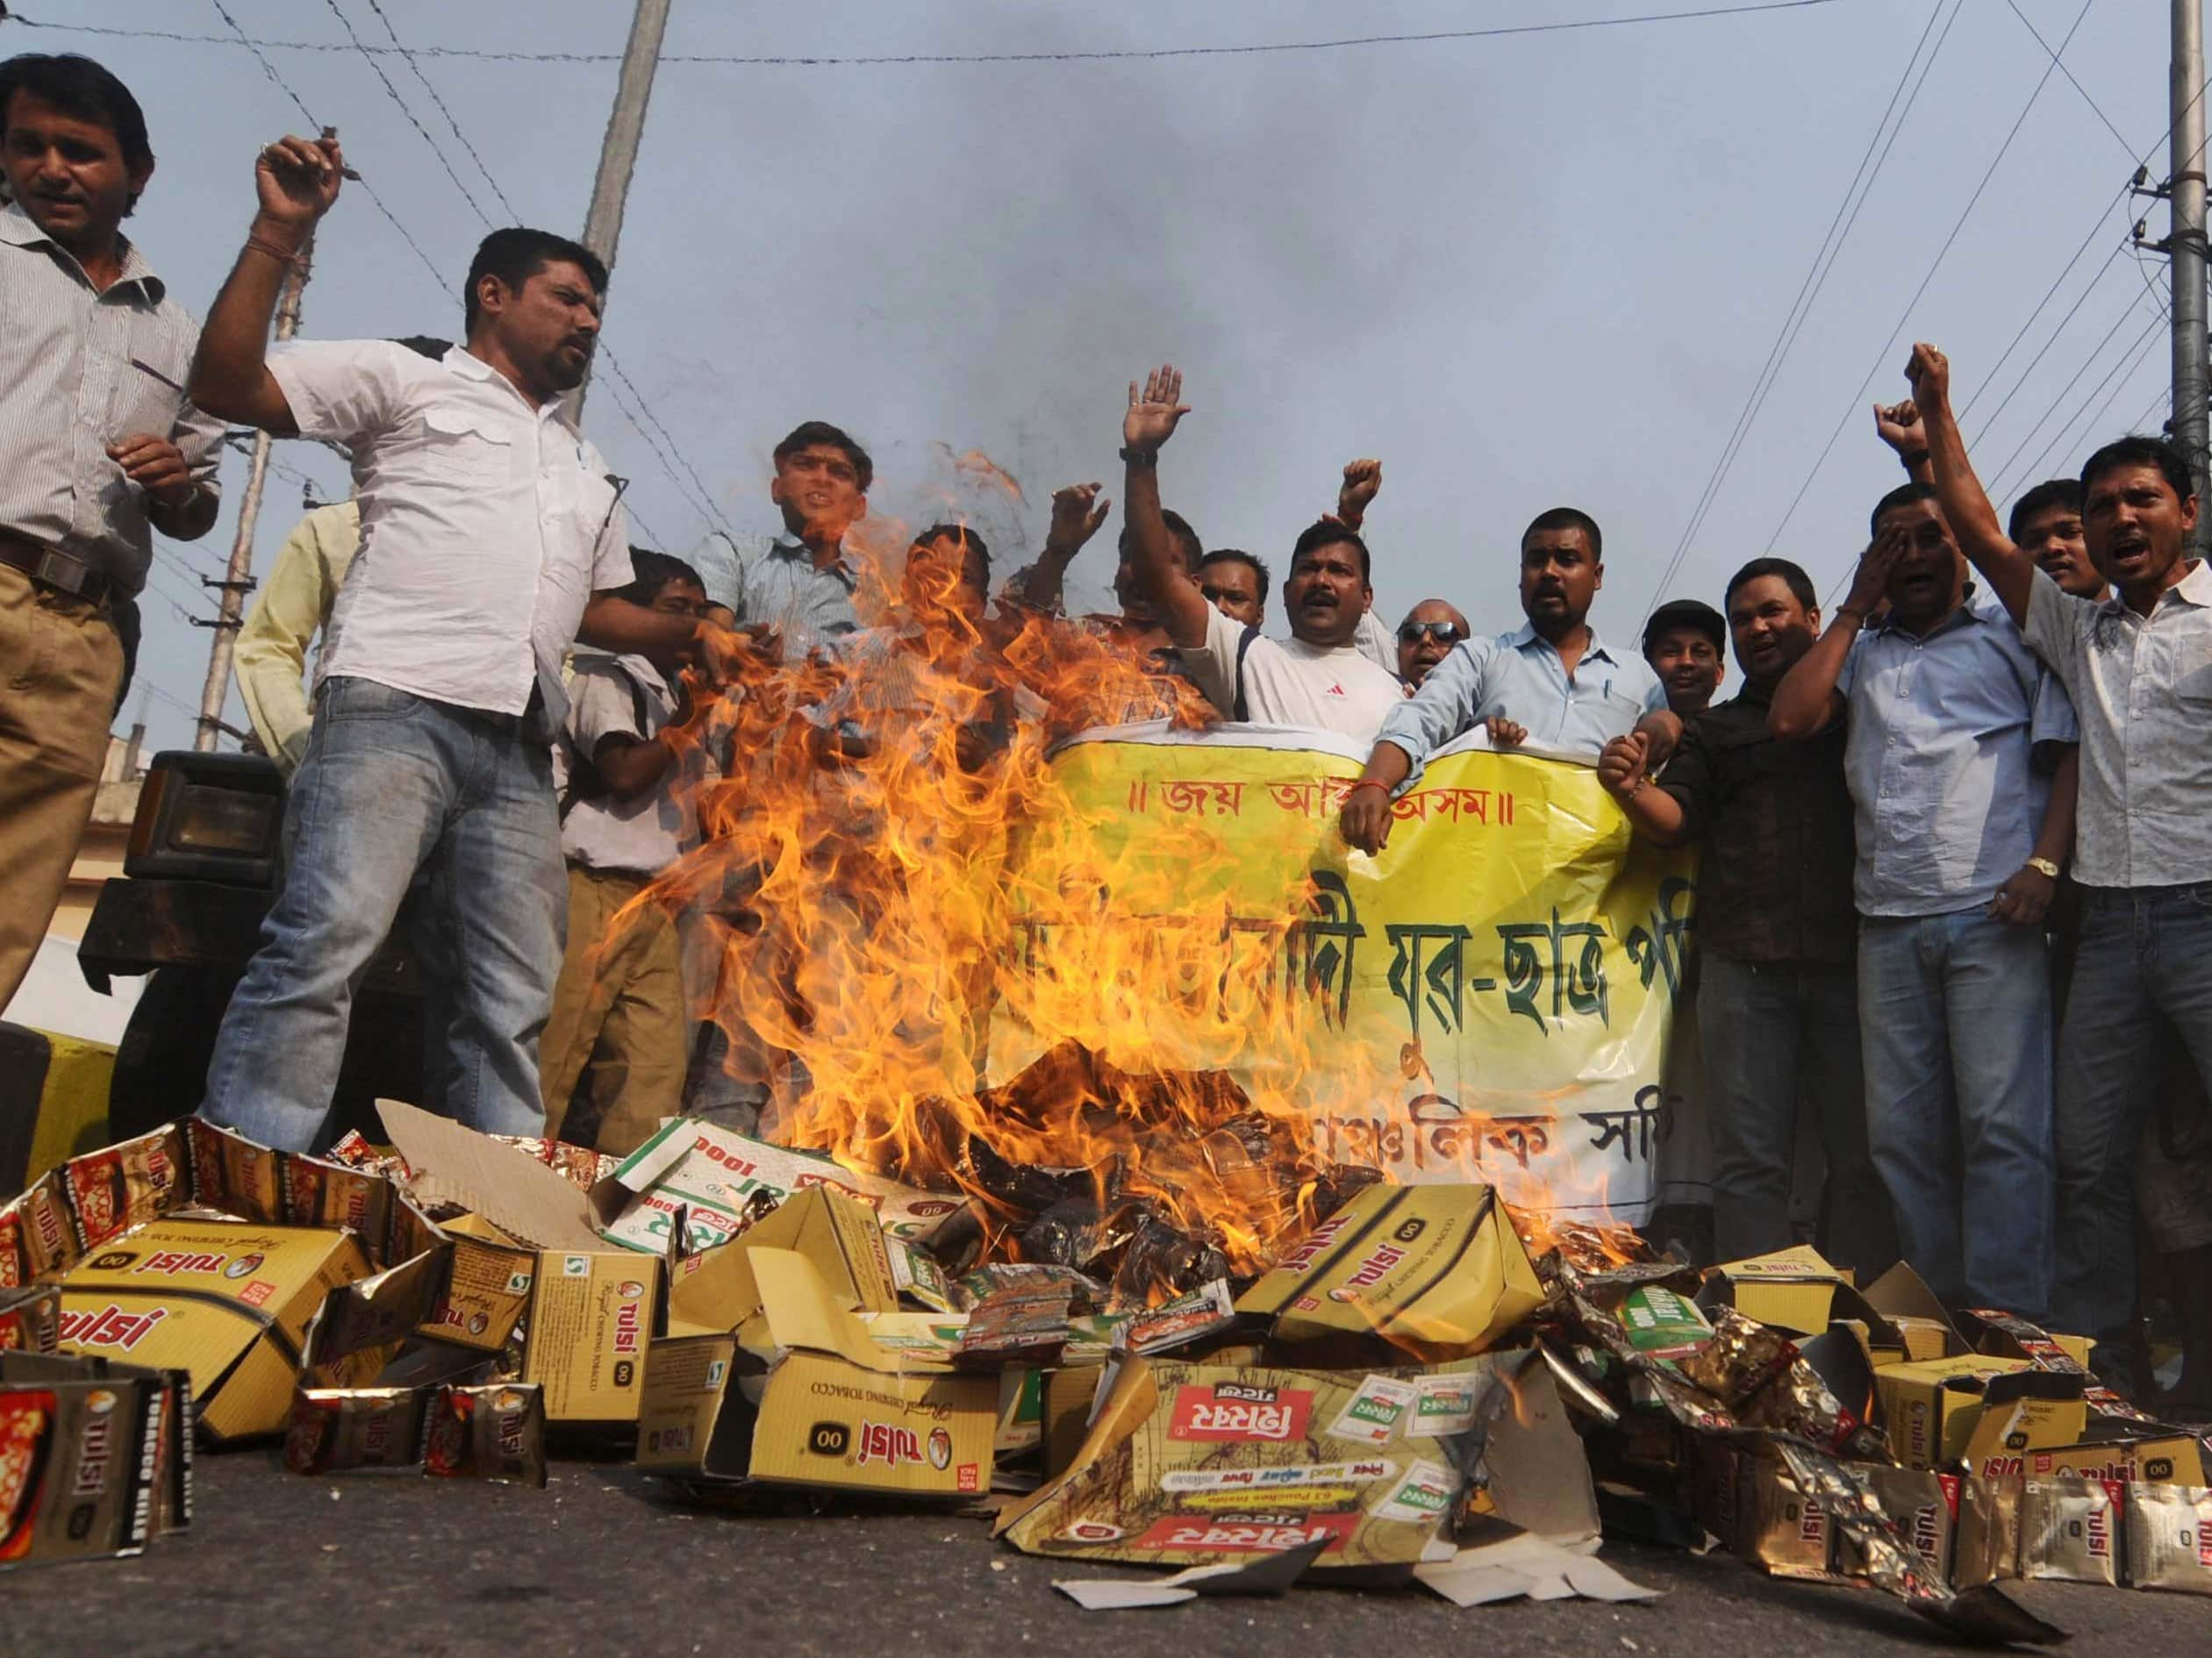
[22,0,2185,747]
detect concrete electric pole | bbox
[2174,0,2209,522]
[193,225,313,752]
[572,0,672,419]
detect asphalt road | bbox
[4,1449,2203,1658]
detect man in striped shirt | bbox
[0,54,222,1014]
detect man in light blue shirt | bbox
[1340,506,1666,850]
[691,420,869,659]
[1771,481,2078,1321]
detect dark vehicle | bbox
[79,750,424,1141]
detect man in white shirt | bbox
[188,132,741,1153]
[1118,365,1404,741]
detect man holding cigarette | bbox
[191,131,744,1153]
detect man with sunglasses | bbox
[1394,601,1471,689]
[187,132,745,1153]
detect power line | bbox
[1986,298,2158,501]
[318,0,734,540]
[2001,0,2135,161]
[204,0,450,292]
[1965,233,2130,442]
[1759,0,2100,559]
[1957,193,2130,424]
[1643,0,1956,615]
[1994,309,2165,501]
[199,0,712,546]
[319,0,496,224]
[16,2,1847,67]
[358,0,516,218]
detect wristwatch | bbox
[2026,856,2061,881]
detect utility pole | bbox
[571,0,672,420]
[194,228,313,752]
[2174,0,2209,528]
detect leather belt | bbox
[0,532,112,608]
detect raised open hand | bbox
[1123,364,1191,454]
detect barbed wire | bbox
[15,2,1843,67]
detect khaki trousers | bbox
[540,862,686,1155]
[0,565,122,1014]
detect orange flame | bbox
[644,504,1392,1297]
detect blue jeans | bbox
[2054,884,2212,1340]
[1858,911,2055,1319]
[1698,951,1895,1274]
[201,676,565,1151]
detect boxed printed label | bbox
[637,1249,994,1499]
[1234,1185,1544,1359]
[56,1217,371,1443]
[605,1120,967,1255]
[1700,1246,1893,1340]
[1958,1369,2090,1478]
[997,1353,1515,1570]
[519,1252,662,1425]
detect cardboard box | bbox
[0,1352,188,1567]
[1958,1370,2091,1480]
[637,1248,994,1498]
[1873,1354,2035,1472]
[605,1119,968,1254]
[1988,1433,2207,1489]
[375,1102,668,1423]
[519,1251,662,1426]
[998,1352,1518,1571]
[1234,1184,1543,1360]
[424,1213,536,1354]
[1700,1246,1897,1340]
[55,1217,370,1443]
[664,1187,896,1336]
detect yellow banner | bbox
[989,726,1696,1219]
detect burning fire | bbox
[638,483,1643,1301]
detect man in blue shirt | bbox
[1339,507,1668,851]
[1770,482,2078,1320]
[690,420,870,659]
